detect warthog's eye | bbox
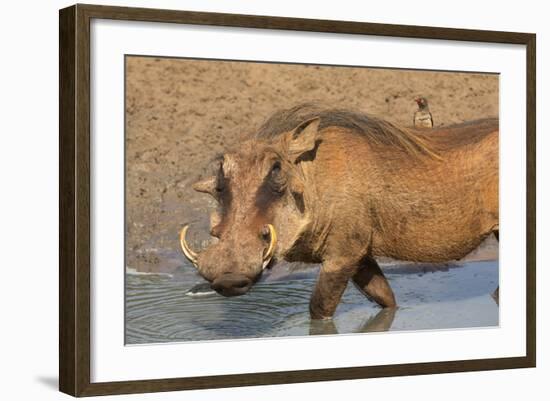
[215,180,224,193]
[270,161,281,177]
[215,163,225,194]
[255,161,285,209]
[269,161,286,193]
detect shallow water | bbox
[125,260,498,344]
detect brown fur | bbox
[190,104,499,319]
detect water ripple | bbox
[125,260,499,344]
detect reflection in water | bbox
[125,260,498,344]
[309,307,397,336]
[360,307,397,332]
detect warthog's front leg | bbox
[352,257,396,308]
[309,259,359,320]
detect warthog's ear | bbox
[192,176,217,196]
[287,118,320,163]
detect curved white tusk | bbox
[179,225,199,268]
[262,224,277,270]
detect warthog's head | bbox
[180,117,321,296]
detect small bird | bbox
[413,97,434,129]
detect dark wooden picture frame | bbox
[59,3,536,397]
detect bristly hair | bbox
[254,103,440,159]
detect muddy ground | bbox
[125,56,499,272]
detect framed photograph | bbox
[59,4,536,397]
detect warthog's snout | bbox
[211,273,253,297]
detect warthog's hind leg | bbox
[352,257,397,308]
[492,229,499,305]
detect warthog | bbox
[180,104,498,319]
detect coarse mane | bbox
[254,103,438,158]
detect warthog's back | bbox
[310,117,499,264]
[419,118,499,153]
